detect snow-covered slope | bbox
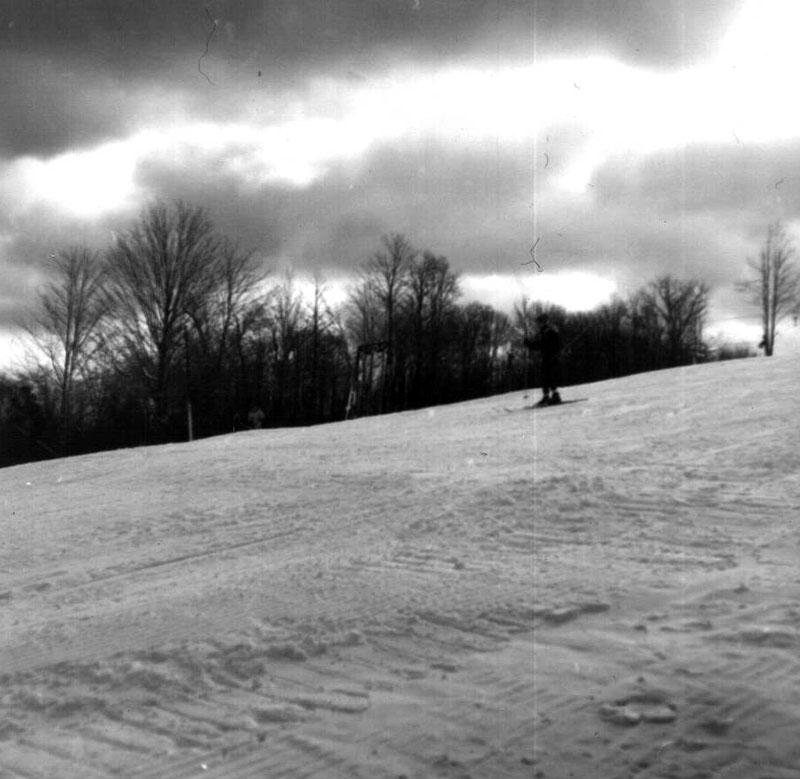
[1,355,798,778]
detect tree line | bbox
[0,200,779,468]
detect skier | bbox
[526,313,562,405]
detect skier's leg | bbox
[541,359,554,403]
[540,377,551,404]
[547,357,561,403]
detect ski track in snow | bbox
[1,356,799,777]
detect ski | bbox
[504,398,588,412]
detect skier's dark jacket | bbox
[525,324,561,359]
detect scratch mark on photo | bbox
[522,237,544,272]
[199,8,217,85]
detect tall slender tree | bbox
[346,233,416,412]
[25,246,108,451]
[406,251,460,405]
[738,222,800,356]
[185,238,264,431]
[265,271,305,423]
[307,271,341,420]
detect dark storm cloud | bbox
[3,0,519,156]
[529,0,739,67]
[588,141,800,292]
[0,207,116,274]
[0,52,140,156]
[1,0,740,72]
[340,143,538,272]
[562,142,800,291]
[1,0,528,75]
[297,142,538,274]
[593,141,800,226]
[0,0,742,157]
[123,136,537,275]
[0,264,39,326]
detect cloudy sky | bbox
[2,0,800,366]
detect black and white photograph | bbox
[1,1,799,776]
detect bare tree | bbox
[179,238,265,432]
[309,272,325,412]
[307,271,337,418]
[345,278,383,346]
[407,251,460,405]
[366,233,416,348]
[25,247,108,450]
[457,302,506,398]
[738,222,800,356]
[370,233,416,409]
[267,271,304,359]
[264,270,306,421]
[344,233,416,411]
[596,297,629,377]
[105,201,221,426]
[642,275,709,365]
[197,240,263,370]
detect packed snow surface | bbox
[1,356,798,778]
